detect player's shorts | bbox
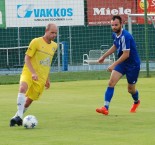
[20,74,44,101]
[114,63,140,84]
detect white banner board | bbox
[5,0,84,27]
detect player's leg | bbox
[22,97,33,114]
[128,84,140,113]
[17,82,28,118]
[105,70,122,108]
[23,80,44,113]
[25,97,33,107]
[128,83,138,100]
[13,86,36,118]
[96,70,123,115]
[126,65,140,113]
[10,82,28,127]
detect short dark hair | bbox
[111,15,122,24]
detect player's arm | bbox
[107,34,130,72]
[98,44,116,63]
[111,50,129,66]
[108,49,130,72]
[25,55,38,81]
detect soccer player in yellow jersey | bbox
[10,23,58,127]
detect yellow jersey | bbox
[22,37,57,83]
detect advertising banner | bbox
[137,0,155,24]
[87,0,136,25]
[0,0,6,28]
[5,0,84,27]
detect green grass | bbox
[0,78,155,145]
[0,70,155,84]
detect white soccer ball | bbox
[23,115,38,129]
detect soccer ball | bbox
[23,115,38,129]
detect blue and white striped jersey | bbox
[112,29,140,66]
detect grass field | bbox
[0,78,155,145]
[0,70,155,85]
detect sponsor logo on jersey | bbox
[40,57,51,66]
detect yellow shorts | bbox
[20,74,45,101]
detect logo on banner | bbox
[17,5,33,18]
[139,0,149,10]
[17,4,73,18]
[93,7,131,15]
[151,0,155,7]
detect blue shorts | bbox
[114,63,140,84]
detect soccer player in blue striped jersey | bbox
[96,15,141,115]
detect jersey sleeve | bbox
[26,38,38,57]
[121,34,131,51]
[112,33,117,46]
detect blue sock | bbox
[104,87,114,110]
[131,90,139,103]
